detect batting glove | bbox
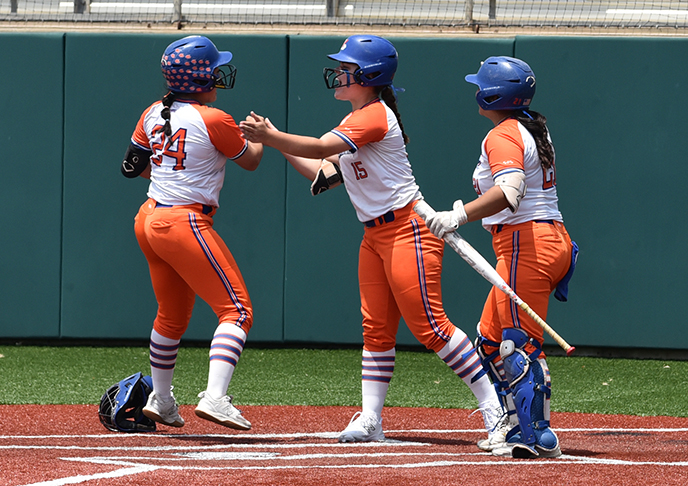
[426,200,468,239]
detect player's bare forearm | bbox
[266,131,336,159]
[283,153,322,180]
[234,141,263,172]
[140,164,151,179]
[464,186,510,222]
[240,111,348,160]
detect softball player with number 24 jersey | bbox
[122,35,263,432]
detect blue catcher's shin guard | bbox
[499,328,560,458]
[475,331,515,424]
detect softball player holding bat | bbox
[240,35,503,443]
[121,36,263,430]
[426,56,577,458]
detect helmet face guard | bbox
[161,35,236,93]
[98,372,156,433]
[214,64,237,90]
[465,56,536,110]
[323,67,358,89]
[324,35,398,89]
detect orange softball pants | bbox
[134,198,253,341]
[478,220,572,358]
[359,201,457,354]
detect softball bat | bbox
[413,199,576,356]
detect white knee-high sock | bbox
[206,323,247,400]
[149,329,180,400]
[490,355,518,425]
[361,348,395,419]
[437,329,499,409]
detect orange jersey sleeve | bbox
[484,119,525,175]
[194,104,248,160]
[131,102,158,148]
[332,100,389,150]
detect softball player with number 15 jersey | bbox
[240,35,503,444]
[121,36,263,431]
[426,56,578,459]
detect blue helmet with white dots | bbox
[161,35,236,93]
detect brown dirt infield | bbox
[1,405,687,485]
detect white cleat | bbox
[338,412,385,443]
[142,390,185,427]
[477,412,513,451]
[195,391,252,430]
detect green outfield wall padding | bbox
[0,33,64,338]
[0,33,685,352]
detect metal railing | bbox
[1,1,687,30]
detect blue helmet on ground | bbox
[98,372,156,432]
[161,35,236,93]
[465,56,536,110]
[323,35,398,89]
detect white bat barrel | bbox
[412,200,575,355]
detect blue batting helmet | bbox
[465,56,536,110]
[161,35,236,93]
[98,372,156,432]
[323,35,398,89]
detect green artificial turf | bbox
[0,345,686,417]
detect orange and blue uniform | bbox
[131,98,253,343]
[473,118,573,359]
[331,98,490,403]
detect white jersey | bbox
[331,99,421,222]
[472,118,562,229]
[131,98,248,208]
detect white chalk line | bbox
[9,427,688,486]
[3,427,688,440]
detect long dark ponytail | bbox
[161,91,177,137]
[513,109,554,169]
[377,85,409,145]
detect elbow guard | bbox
[494,171,527,213]
[122,143,152,179]
[310,160,343,196]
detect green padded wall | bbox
[1,33,686,352]
[60,33,288,342]
[515,36,688,350]
[282,36,514,345]
[0,33,64,338]
[282,36,366,344]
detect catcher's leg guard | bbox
[500,328,560,458]
[475,330,516,425]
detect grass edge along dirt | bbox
[0,345,686,417]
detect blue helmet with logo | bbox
[98,372,156,432]
[161,35,236,93]
[323,35,398,89]
[465,56,536,110]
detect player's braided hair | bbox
[514,109,554,170]
[161,91,177,137]
[378,85,409,145]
